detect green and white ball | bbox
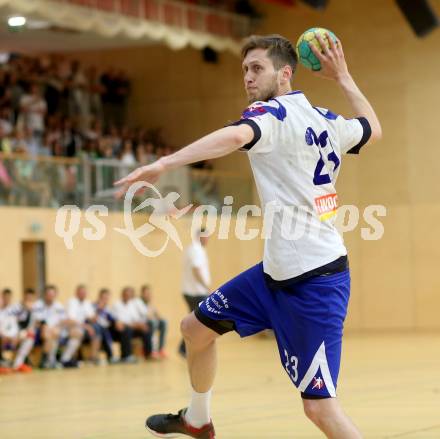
[296,27,338,71]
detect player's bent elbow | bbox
[369,124,383,144]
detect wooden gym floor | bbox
[0,332,439,439]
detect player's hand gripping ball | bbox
[296,27,338,71]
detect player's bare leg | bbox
[303,398,362,439]
[41,326,60,368]
[146,312,219,438]
[181,312,219,393]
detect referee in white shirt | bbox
[179,229,210,357]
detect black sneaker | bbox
[61,359,79,368]
[145,408,215,438]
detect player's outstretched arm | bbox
[114,124,254,196]
[310,33,382,144]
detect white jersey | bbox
[8,302,36,329]
[182,242,211,295]
[66,297,95,324]
[131,297,149,323]
[33,300,67,328]
[0,305,19,338]
[111,300,140,325]
[236,91,371,281]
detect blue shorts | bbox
[195,262,350,399]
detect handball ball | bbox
[296,27,338,71]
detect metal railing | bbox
[0,153,254,212]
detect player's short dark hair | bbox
[241,34,298,73]
[44,284,57,293]
[24,288,35,295]
[2,288,12,295]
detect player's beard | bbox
[247,73,279,103]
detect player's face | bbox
[2,293,11,306]
[242,48,280,103]
[122,289,133,302]
[76,287,87,301]
[100,291,110,305]
[45,289,56,304]
[141,289,151,302]
[24,292,35,306]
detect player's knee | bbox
[70,326,83,339]
[180,314,214,347]
[303,399,329,427]
[180,315,195,341]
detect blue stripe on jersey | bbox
[241,98,287,121]
[313,107,339,120]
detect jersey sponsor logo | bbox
[315,193,338,221]
[312,376,325,390]
[204,289,230,316]
[241,98,287,121]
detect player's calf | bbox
[302,398,362,439]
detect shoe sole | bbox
[145,425,181,438]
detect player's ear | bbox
[280,65,292,84]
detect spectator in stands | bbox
[4,71,24,123]
[86,66,104,123]
[135,143,149,165]
[120,139,136,166]
[0,127,13,204]
[111,286,152,363]
[0,70,7,107]
[144,141,156,163]
[100,67,118,129]
[45,115,62,145]
[84,119,102,142]
[44,64,63,116]
[9,133,52,207]
[82,139,101,160]
[19,82,47,146]
[0,123,12,153]
[103,125,122,156]
[0,107,13,137]
[70,60,91,131]
[94,288,117,363]
[59,117,81,157]
[33,285,67,369]
[62,284,100,367]
[114,69,130,127]
[140,284,168,359]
